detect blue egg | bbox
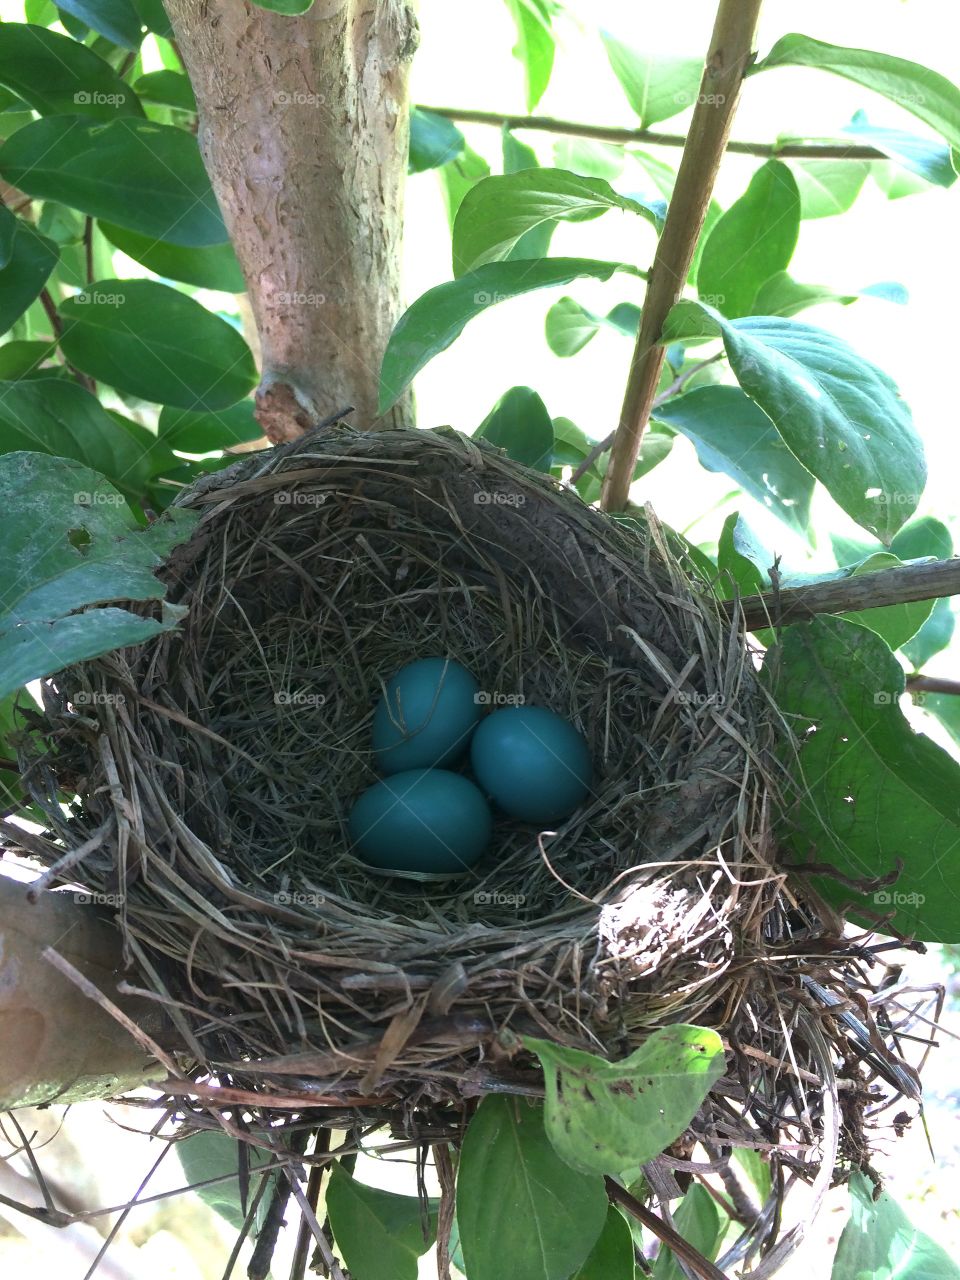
[348,768,493,875]
[470,705,592,824]
[372,658,483,775]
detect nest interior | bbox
[13,425,918,1185]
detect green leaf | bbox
[56,0,143,48]
[132,0,172,36]
[176,1130,276,1232]
[918,688,960,754]
[661,302,926,543]
[99,222,246,291]
[574,1207,635,1280]
[0,378,156,496]
[133,69,196,112]
[843,110,956,187]
[871,161,932,201]
[438,143,490,232]
[831,1171,960,1280]
[0,209,59,336]
[457,1097,608,1280]
[409,107,464,174]
[524,1026,725,1176]
[251,0,314,12]
[767,616,960,942]
[838,552,933,650]
[790,159,870,219]
[0,117,227,248]
[653,1185,725,1280]
[326,1164,437,1280]
[0,452,196,700]
[0,689,31,815]
[545,296,640,357]
[0,340,56,380]
[38,203,85,246]
[504,0,555,111]
[754,34,960,153]
[158,401,262,452]
[553,137,625,181]
[0,23,144,118]
[601,33,704,128]
[717,512,767,596]
[59,280,257,410]
[696,160,800,318]
[380,257,642,411]
[453,168,663,276]
[904,597,955,670]
[501,128,556,264]
[751,271,907,319]
[24,0,57,24]
[652,385,815,535]
[476,386,554,470]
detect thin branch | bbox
[728,558,960,632]
[604,1178,728,1280]
[420,106,887,161]
[905,674,960,697]
[602,0,765,511]
[569,354,722,485]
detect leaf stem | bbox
[602,0,765,511]
[419,106,887,161]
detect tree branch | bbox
[420,106,887,161]
[601,0,765,512]
[905,674,960,697]
[728,558,960,632]
[604,1177,728,1280]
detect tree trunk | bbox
[163,0,418,442]
[0,878,165,1110]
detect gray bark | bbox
[163,0,418,441]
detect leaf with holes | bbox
[524,1027,725,1176]
[661,302,925,543]
[765,616,960,942]
[0,452,195,700]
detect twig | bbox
[906,674,960,697]
[602,0,765,511]
[289,1130,330,1280]
[604,1178,728,1280]
[569,354,722,485]
[728,558,960,632]
[419,106,888,161]
[38,288,96,392]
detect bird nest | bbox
[9,424,926,1266]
